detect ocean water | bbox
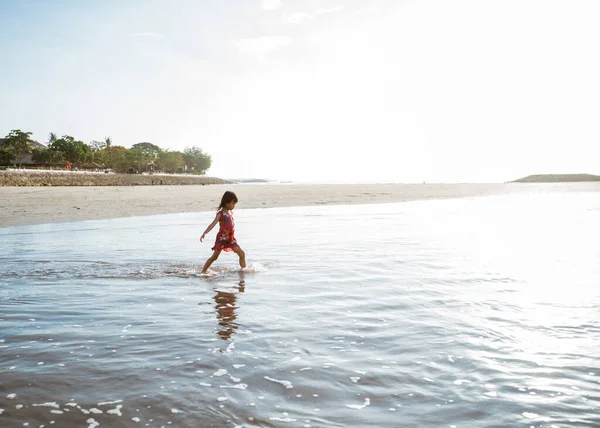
[1,192,599,428]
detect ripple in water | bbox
[1,193,599,427]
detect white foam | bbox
[213,369,228,377]
[220,384,248,390]
[350,377,360,383]
[217,397,228,402]
[214,287,238,293]
[106,405,123,416]
[50,410,63,414]
[132,416,140,422]
[264,376,293,389]
[98,400,123,406]
[345,398,370,410]
[7,393,16,399]
[233,364,245,369]
[269,417,297,423]
[87,418,100,428]
[32,402,60,408]
[242,263,267,273]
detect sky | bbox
[1,0,599,183]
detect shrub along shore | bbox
[0,171,229,186]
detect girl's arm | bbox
[200,212,222,242]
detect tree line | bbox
[1,129,212,174]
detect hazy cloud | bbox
[282,12,315,25]
[131,32,165,38]
[262,0,282,10]
[316,5,345,14]
[236,36,292,54]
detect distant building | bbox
[0,138,46,164]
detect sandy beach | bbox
[2,182,600,228]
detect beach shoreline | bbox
[2,182,600,228]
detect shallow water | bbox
[1,193,599,427]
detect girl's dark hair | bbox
[218,191,238,210]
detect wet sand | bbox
[2,182,600,227]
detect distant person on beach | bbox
[200,191,246,273]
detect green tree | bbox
[0,148,15,166]
[131,142,161,155]
[129,142,161,173]
[157,150,184,173]
[183,146,211,174]
[89,140,106,152]
[32,148,65,165]
[90,137,114,168]
[88,140,108,166]
[48,135,92,166]
[105,146,128,171]
[4,129,35,160]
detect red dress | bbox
[212,210,237,252]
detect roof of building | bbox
[0,138,46,150]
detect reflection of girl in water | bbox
[200,191,246,273]
[214,276,245,341]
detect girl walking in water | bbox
[200,191,246,273]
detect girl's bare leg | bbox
[202,250,221,272]
[231,245,246,269]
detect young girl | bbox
[200,191,246,273]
